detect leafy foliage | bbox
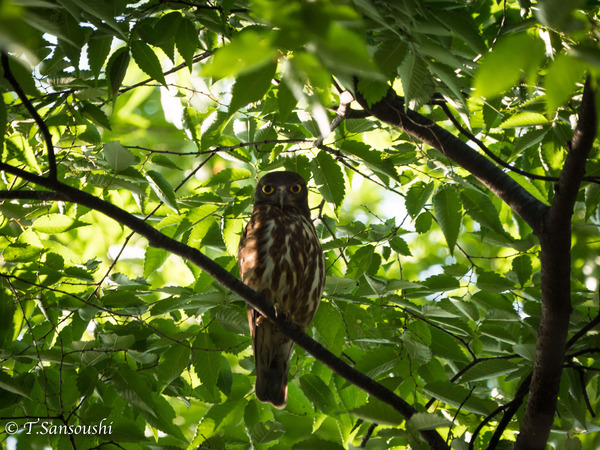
[1,0,600,449]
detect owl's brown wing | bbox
[238,204,325,408]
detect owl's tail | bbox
[254,321,294,408]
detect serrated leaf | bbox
[512,254,532,286]
[0,97,5,152]
[106,47,130,96]
[432,185,462,254]
[389,236,411,256]
[103,141,138,171]
[80,101,111,129]
[399,52,432,109]
[405,181,434,218]
[461,188,506,235]
[585,183,600,220]
[130,39,166,87]
[457,359,519,383]
[175,17,198,71]
[424,381,496,415]
[202,29,277,78]
[32,214,89,233]
[299,374,336,414]
[374,40,408,76]
[229,61,277,114]
[146,170,178,212]
[499,112,549,128]
[111,367,156,416]
[350,400,404,425]
[157,344,191,389]
[249,420,286,444]
[544,53,586,115]
[222,217,244,257]
[310,150,345,210]
[408,412,451,431]
[205,168,253,186]
[476,269,514,293]
[474,33,544,99]
[144,247,169,278]
[193,334,221,401]
[88,31,112,77]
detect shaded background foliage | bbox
[1,0,600,448]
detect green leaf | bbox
[405,181,434,218]
[0,96,5,152]
[299,374,336,414]
[111,367,157,416]
[499,112,549,128]
[544,53,586,115]
[102,141,138,171]
[389,236,411,256]
[32,214,89,234]
[228,61,277,114]
[424,381,496,415]
[87,30,112,77]
[474,33,544,99]
[106,46,130,97]
[157,343,191,389]
[460,188,506,235]
[175,17,198,71]
[144,247,169,278]
[512,254,532,286]
[249,420,286,445]
[431,10,486,54]
[146,170,178,212]
[432,184,462,254]
[399,52,432,109]
[476,269,514,293]
[350,400,404,425]
[457,359,520,383]
[205,168,253,186]
[408,412,451,431]
[80,101,111,129]
[130,39,166,87]
[203,29,277,78]
[193,334,221,401]
[310,150,345,210]
[222,216,244,257]
[374,40,408,76]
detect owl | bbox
[238,171,326,408]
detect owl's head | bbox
[254,171,311,216]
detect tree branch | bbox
[0,164,449,449]
[0,67,449,446]
[354,87,548,234]
[516,78,596,449]
[1,51,57,181]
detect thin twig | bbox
[1,51,57,180]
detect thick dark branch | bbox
[0,159,449,449]
[355,88,547,234]
[1,52,57,180]
[516,79,596,450]
[0,189,67,201]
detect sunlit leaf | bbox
[146,170,178,212]
[432,184,462,254]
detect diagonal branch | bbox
[0,70,449,450]
[354,87,548,234]
[516,78,596,450]
[0,162,448,449]
[1,51,57,181]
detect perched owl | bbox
[238,171,325,408]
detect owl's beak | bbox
[276,188,285,209]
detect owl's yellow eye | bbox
[262,184,274,195]
[290,184,302,194]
